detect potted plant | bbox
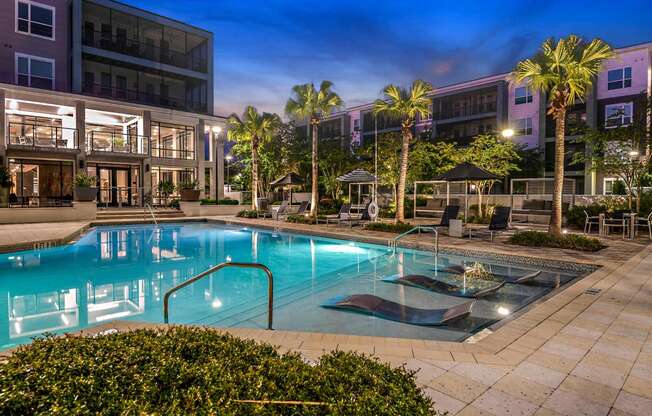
[73,172,97,202]
[178,180,200,202]
[157,180,175,206]
[0,167,14,208]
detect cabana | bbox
[336,169,377,212]
[270,172,305,204]
[435,162,501,220]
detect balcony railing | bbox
[433,102,497,121]
[7,122,79,150]
[82,30,208,73]
[86,131,149,156]
[151,147,195,160]
[82,83,208,114]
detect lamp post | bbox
[225,154,233,188]
[501,128,515,139]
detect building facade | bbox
[0,0,225,208]
[299,42,652,196]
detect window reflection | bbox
[9,289,79,338]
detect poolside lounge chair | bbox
[318,204,351,225]
[340,201,373,227]
[433,264,542,284]
[468,207,511,242]
[383,274,504,298]
[321,294,473,326]
[295,201,310,216]
[258,200,289,220]
[422,205,460,233]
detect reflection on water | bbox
[0,223,586,349]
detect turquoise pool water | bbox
[0,223,586,349]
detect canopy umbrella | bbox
[270,172,305,204]
[337,169,378,212]
[436,162,501,220]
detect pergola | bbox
[337,169,377,210]
[270,172,305,204]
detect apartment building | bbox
[0,0,226,208]
[301,42,651,195]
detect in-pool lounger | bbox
[321,294,473,326]
[383,274,505,298]
[432,265,542,284]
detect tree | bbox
[319,140,355,200]
[285,81,343,217]
[462,134,522,217]
[575,96,652,211]
[373,80,433,222]
[513,35,613,235]
[227,106,280,210]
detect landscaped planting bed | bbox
[0,327,438,415]
[508,230,605,252]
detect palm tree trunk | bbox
[251,136,259,210]
[310,122,319,217]
[396,127,411,223]
[550,110,566,236]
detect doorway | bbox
[98,167,132,207]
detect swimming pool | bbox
[0,222,588,349]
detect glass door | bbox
[97,167,132,207]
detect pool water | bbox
[0,223,586,349]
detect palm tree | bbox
[513,35,613,235]
[373,80,433,222]
[227,106,280,210]
[285,81,343,217]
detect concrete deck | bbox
[1,216,650,416]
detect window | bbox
[515,118,533,136]
[607,67,632,90]
[514,87,533,105]
[605,103,633,128]
[16,0,54,40]
[603,178,624,195]
[15,54,54,89]
[353,119,360,132]
[422,104,433,121]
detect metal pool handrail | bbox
[390,226,439,256]
[144,203,158,226]
[163,262,274,329]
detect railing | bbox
[163,262,274,329]
[86,131,149,155]
[389,226,439,256]
[9,195,73,208]
[144,203,158,226]
[82,83,208,114]
[7,122,79,150]
[151,147,195,160]
[433,102,497,120]
[97,186,144,207]
[82,30,208,73]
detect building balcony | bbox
[433,102,497,121]
[86,131,149,156]
[81,83,207,114]
[82,31,208,73]
[6,122,79,151]
[151,147,195,160]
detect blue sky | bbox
[123,0,652,117]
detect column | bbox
[216,133,225,200]
[142,111,152,205]
[75,100,86,174]
[0,89,5,167]
[196,120,206,199]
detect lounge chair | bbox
[433,264,542,284]
[421,205,460,232]
[258,200,289,220]
[468,207,511,242]
[318,204,351,225]
[383,274,504,298]
[295,201,310,216]
[321,294,473,326]
[340,201,373,227]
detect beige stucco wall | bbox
[0,202,96,224]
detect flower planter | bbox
[74,187,97,202]
[0,187,9,208]
[180,189,201,202]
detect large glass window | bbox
[515,118,533,136]
[514,87,533,105]
[9,159,73,207]
[607,67,632,90]
[151,167,195,205]
[151,122,195,160]
[605,103,633,128]
[16,54,54,90]
[16,0,54,39]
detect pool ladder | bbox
[144,203,158,226]
[389,226,439,256]
[163,262,274,330]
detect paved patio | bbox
[0,217,650,415]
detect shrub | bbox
[365,221,414,234]
[0,328,437,415]
[236,209,261,218]
[72,172,96,188]
[286,214,316,224]
[168,199,180,210]
[566,204,607,229]
[508,231,605,252]
[177,180,198,191]
[201,198,239,205]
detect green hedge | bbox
[0,328,437,415]
[286,214,316,224]
[237,209,261,218]
[365,222,414,234]
[508,231,605,252]
[201,198,240,205]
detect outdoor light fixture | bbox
[212,126,222,134]
[629,150,640,157]
[8,100,18,110]
[501,128,515,138]
[225,155,233,162]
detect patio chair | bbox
[634,211,652,239]
[468,207,511,242]
[584,210,600,234]
[340,201,373,227]
[321,294,474,326]
[383,274,504,298]
[295,201,310,216]
[273,200,290,220]
[603,210,627,239]
[318,204,351,225]
[427,205,460,231]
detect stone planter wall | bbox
[0,202,97,224]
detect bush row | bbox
[508,231,604,252]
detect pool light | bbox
[211,298,223,309]
[225,255,232,262]
[497,306,510,316]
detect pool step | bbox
[96,209,185,221]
